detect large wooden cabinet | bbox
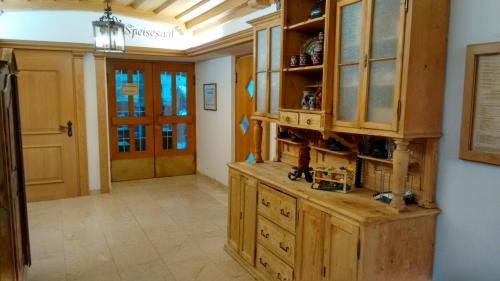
[228,170,258,266]
[0,48,30,281]
[226,162,439,281]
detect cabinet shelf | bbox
[358,155,393,165]
[310,145,355,156]
[285,16,325,32]
[276,138,308,145]
[284,65,323,72]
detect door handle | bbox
[60,121,73,137]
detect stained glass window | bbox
[118,125,130,152]
[177,123,187,150]
[134,125,146,152]
[115,70,129,117]
[161,71,173,116]
[176,72,188,116]
[162,124,173,150]
[132,70,145,117]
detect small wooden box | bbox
[277,138,308,167]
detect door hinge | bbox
[357,239,361,260]
[240,211,243,220]
[323,266,327,277]
[397,99,402,121]
[404,0,409,13]
[193,75,196,86]
[235,72,238,83]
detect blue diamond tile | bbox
[246,153,255,163]
[246,80,254,98]
[240,116,250,135]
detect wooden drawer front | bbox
[280,111,299,125]
[257,216,295,266]
[299,113,322,129]
[258,183,297,233]
[256,244,294,281]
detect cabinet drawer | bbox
[257,216,295,266]
[279,111,299,125]
[258,183,297,233]
[256,244,294,281]
[299,112,322,129]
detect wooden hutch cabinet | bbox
[227,0,450,281]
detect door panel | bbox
[240,176,257,265]
[153,63,196,177]
[16,50,79,201]
[228,171,242,252]
[107,60,154,181]
[324,216,359,281]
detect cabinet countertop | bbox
[228,161,440,224]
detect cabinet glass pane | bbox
[367,60,396,124]
[257,30,268,72]
[176,72,188,116]
[371,0,401,58]
[338,65,359,121]
[270,26,281,71]
[256,72,267,112]
[115,70,129,117]
[132,71,145,117]
[117,125,130,152]
[162,124,173,150]
[270,71,280,114]
[134,124,146,152]
[340,2,362,64]
[177,123,187,150]
[160,71,172,116]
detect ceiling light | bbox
[92,0,125,52]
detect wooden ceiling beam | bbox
[174,0,210,20]
[0,0,178,24]
[193,3,254,35]
[130,0,148,9]
[184,0,248,30]
[153,0,176,14]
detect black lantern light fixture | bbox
[92,0,125,52]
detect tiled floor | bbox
[27,175,254,281]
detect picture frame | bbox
[203,83,217,111]
[459,42,500,165]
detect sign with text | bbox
[121,83,139,96]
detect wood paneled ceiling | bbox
[0,0,272,33]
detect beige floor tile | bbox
[119,260,176,281]
[30,228,65,260]
[66,267,122,281]
[28,255,66,281]
[167,256,227,281]
[110,242,160,271]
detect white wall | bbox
[195,56,235,184]
[433,0,500,280]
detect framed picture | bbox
[459,42,500,165]
[203,83,217,111]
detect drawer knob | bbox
[259,258,268,268]
[306,119,311,125]
[285,116,290,122]
[261,198,271,207]
[279,242,290,253]
[260,229,270,239]
[276,272,288,281]
[280,209,290,218]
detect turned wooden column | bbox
[391,138,411,211]
[254,119,264,163]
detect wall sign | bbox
[460,42,500,165]
[121,83,139,96]
[125,24,179,39]
[204,83,217,111]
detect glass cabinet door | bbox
[269,25,281,115]
[363,0,404,128]
[256,29,268,113]
[335,0,364,125]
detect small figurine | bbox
[288,146,313,183]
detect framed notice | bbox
[460,42,500,165]
[203,83,217,111]
[121,83,139,96]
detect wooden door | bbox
[228,171,242,252]
[153,63,196,177]
[239,175,257,265]
[15,50,80,201]
[360,0,406,131]
[324,215,359,281]
[296,200,326,281]
[236,56,257,162]
[107,60,154,181]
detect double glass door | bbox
[107,60,195,181]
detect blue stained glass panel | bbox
[240,116,249,135]
[176,72,188,116]
[246,79,254,98]
[162,124,173,150]
[118,125,130,152]
[177,123,187,150]
[161,72,173,116]
[115,70,129,117]
[134,124,146,152]
[246,153,255,163]
[132,71,145,117]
